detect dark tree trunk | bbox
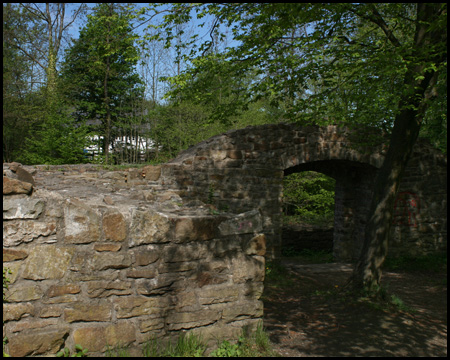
[348,3,446,294]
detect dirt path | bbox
[263,261,447,357]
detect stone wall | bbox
[3,123,447,356]
[3,164,265,357]
[162,123,447,260]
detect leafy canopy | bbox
[149,3,446,134]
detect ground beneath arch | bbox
[263,260,447,357]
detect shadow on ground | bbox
[263,261,447,357]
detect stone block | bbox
[64,198,100,244]
[140,317,165,332]
[73,322,136,353]
[3,248,28,261]
[133,245,160,265]
[93,252,131,271]
[173,216,219,243]
[3,302,35,321]
[72,325,107,353]
[15,166,36,186]
[126,268,158,278]
[102,211,127,241]
[94,243,122,252]
[232,254,265,283]
[221,300,263,323]
[3,198,44,219]
[142,165,162,181]
[46,284,81,298]
[114,296,169,319]
[166,309,220,330]
[5,283,42,302]
[22,245,75,280]
[218,210,262,236]
[197,285,239,305]
[39,305,63,318]
[64,301,112,322]
[86,280,133,297]
[129,209,171,246]
[7,326,70,357]
[163,243,207,263]
[136,274,178,296]
[245,234,266,256]
[3,177,32,195]
[8,318,59,333]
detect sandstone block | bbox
[232,254,265,283]
[22,245,75,280]
[3,302,35,321]
[7,326,70,357]
[136,274,178,296]
[167,309,220,330]
[164,243,207,263]
[6,283,43,302]
[142,165,161,181]
[86,280,132,297]
[140,317,165,332]
[245,234,266,256]
[8,318,59,333]
[3,177,32,195]
[197,285,239,305]
[73,322,136,353]
[218,210,262,236]
[173,216,219,243]
[221,300,263,323]
[93,252,131,271]
[46,284,81,298]
[64,301,112,322]
[3,248,28,261]
[15,166,36,186]
[72,326,106,353]
[64,198,100,243]
[3,198,44,219]
[114,296,169,318]
[129,209,171,246]
[133,245,160,265]
[102,211,127,241]
[42,294,79,304]
[39,305,63,318]
[94,243,122,252]
[126,268,158,278]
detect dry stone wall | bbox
[3,123,447,356]
[3,163,266,357]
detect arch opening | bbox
[282,160,378,262]
[281,170,335,259]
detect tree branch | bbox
[350,4,402,48]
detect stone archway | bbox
[162,123,447,260]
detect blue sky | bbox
[61,3,236,102]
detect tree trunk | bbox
[348,3,446,294]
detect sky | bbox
[64,3,231,48]
[61,3,235,102]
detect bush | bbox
[282,171,335,225]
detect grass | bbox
[103,322,277,357]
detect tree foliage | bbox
[283,172,335,225]
[3,3,88,164]
[151,3,446,133]
[61,3,144,164]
